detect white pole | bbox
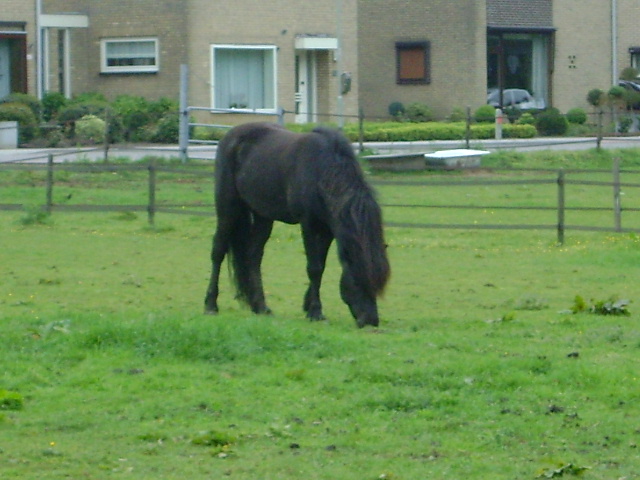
[336,0,344,129]
[612,0,618,85]
[179,64,189,163]
[35,0,43,99]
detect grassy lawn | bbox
[1,150,640,479]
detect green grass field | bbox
[1,149,640,479]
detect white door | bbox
[295,51,317,124]
[0,40,10,99]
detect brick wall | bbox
[358,0,488,120]
[46,0,188,101]
[186,0,358,123]
[552,0,612,112]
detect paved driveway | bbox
[1,137,640,163]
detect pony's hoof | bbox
[204,308,218,315]
[307,313,326,322]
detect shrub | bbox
[474,104,496,123]
[58,101,123,142]
[152,112,180,143]
[76,115,106,143]
[503,124,537,138]
[340,121,536,142]
[608,85,626,106]
[112,95,152,141]
[0,102,38,143]
[566,108,587,124]
[535,108,569,136]
[149,97,179,119]
[448,107,467,122]
[503,106,522,124]
[388,101,405,119]
[517,112,536,125]
[587,88,605,108]
[42,92,67,121]
[620,67,639,81]
[404,102,433,122]
[0,93,42,120]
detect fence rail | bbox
[1,154,639,244]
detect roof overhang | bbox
[40,14,89,28]
[295,35,338,50]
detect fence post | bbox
[596,109,603,150]
[103,108,110,162]
[465,106,471,149]
[46,153,54,214]
[494,108,503,140]
[178,64,189,163]
[147,159,156,226]
[557,169,565,245]
[358,107,365,154]
[613,156,622,231]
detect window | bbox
[487,32,550,109]
[396,41,430,85]
[100,38,158,73]
[211,45,277,111]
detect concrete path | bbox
[1,137,640,163]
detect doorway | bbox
[295,50,317,124]
[0,39,11,98]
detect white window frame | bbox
[210,44,278,112]
[100,37,159,74]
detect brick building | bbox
[3,0,640,123]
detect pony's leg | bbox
[246,215,274,314]
[301,222,333,320]
[203,222,232,314]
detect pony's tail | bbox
[227,210,255,306]
[214,130,255,306]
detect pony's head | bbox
[335,194,390,328]
[314,125,390,327]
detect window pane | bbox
[399,48,425,80]
[103,39,157,71]
[213,47,275,110]
[396,42,429,84]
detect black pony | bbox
[204,122,390,327]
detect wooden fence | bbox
[1,156,639,244]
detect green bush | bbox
[42,92,67,122]
[566,108,587,124]
[0,102,38,143]
[474,104,496,123]
[149,97,179,118]
[152,112,180,143]
[535,108,569,136]
[388,101,405,119]
[517,112,536,125]
[448,107,467,122]
[76,114,106,143]
[0,93,42,120]
[404,102,434,122]
[58,101,123,142]
[503,124,537,138]
[587,88,605,107]
[339,121,536,142]
[112,95,152,141]
[620,67,639,81]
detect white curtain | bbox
[215,49,272,109]
[530,36,548,109]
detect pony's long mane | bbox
[313,127,391,296]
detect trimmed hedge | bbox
[339,122,536,142]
